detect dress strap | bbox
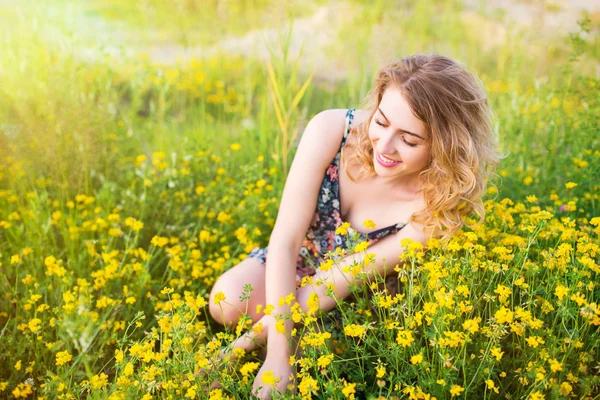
[341,108,356,147]
[366,222,407,239]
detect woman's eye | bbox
[404,139,418,148]
[375,118,418,147]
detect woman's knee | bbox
[209,300,241,327]
[208,277,243,327]
[208,258,266,327]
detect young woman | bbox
[208,53,500,398]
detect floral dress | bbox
[247,109,407,286]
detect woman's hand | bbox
[252,352,295,399]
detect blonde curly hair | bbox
[341,53,502,240]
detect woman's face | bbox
[368,86,431,189]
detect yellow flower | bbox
[28,318,42,333]
[230,143,242,151]
[486,380,499,394]
[275,320,286,334]
[396,329,414,347]
[335,222,351,235]
[525,336,545,348]
[342,382,356,399]
[252,322,263,334]
[213,291,226,306]
[208,389,225,400]
[375,365,386,378]
[456,285,470,297]
[261,370,280,386]
[233,348,245,359]
[494,306,514,324]
[319,259,334,271]
[355,240,369,253]
[123,362,134,376]
[439,331,466,348]
[317,354,334,369]
[298,375,319,396]
[491,347,504,361]
[185,385,198,399]
[124,217,144,232]
[44,256,66,277]
[90,372,109,390]
[376,295,395,309]
[559,382,573,396]
[344,324,366,338]
[135,154,147,166]
[151,236,170,247]
[363,220,376,229]
[555,284,568,301]
[525,195,538,203]
[529,391,545,400]
[56,350,72,366]
[307,292,320,315]
[450,385,464,397]
[239,362,260,377]
[161,287,174,295]
[300,331,331,347]
[11,383,33,398]
[565,182,577,189]
[410,353,423,365]
[263,304,274,315]
[549,358,563,372]
[462,317,481,334]
[494,284,512,303]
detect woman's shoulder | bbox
[295,109,350,167]
[309,108,370,134]
[310,108,350,126]
[303,109,352,146]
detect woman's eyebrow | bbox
[377,107,427,140]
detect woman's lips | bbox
[376,152,402,168]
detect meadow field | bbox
[1,0,599,398]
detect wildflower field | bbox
[1,0,599,399]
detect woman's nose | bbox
[377,132,398,154]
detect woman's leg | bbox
[225,260,397,356]
[208,256,266,328]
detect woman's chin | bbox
[374,163,402,176]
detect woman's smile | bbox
[375,152,402,167]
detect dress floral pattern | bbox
[248,109,407,286]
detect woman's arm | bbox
[263,109,350,355]
[296,221,432,313]
[253,218,431,398]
